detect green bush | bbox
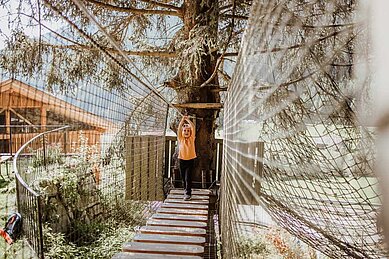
[238,236,270,259]
[43,221,135,259]
[31,143,64,168]
[43,225,79,259]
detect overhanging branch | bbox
[84,0,182,17]
[138,0,181,12]
[221,14,249,20]
[44,42,177,58]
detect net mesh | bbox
[221,0,383,258]
[0,0,170,257]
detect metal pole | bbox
[202,170,206,189]
[42,136,47,170]
[37,196,45,259]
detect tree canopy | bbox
[0,0,251,92]
[0,0,251,181]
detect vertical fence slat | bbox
[149,137,156,200]
[133,136,141,200]
[125,136,134,200]
[141,136,149,201]
[156,137,164,200]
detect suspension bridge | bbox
[0,0,386,258]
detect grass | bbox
[0,161,36,259]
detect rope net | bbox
[221,0,383,258]
[0,1,170,257]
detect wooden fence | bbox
[0,130,102,154]
[233,141,264,205]
[125,136,165,201]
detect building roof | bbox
[0,79,115,131]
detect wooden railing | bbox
[124,135,165,201]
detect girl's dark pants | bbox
[179,158,195,195]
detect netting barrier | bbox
[220,0,384,258]
[0,0,174,258]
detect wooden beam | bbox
[5,109,10,134]
[172,103,223,109]
[9,108,37,129]
[210,88,228,92]
[41,106,47,131]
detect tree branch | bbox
[255,27,352,54]
[223,52,238,57]
[221,14,249,20]
[218,69,231,82]
[138,0,181,12]
[16,15,178,59]
[199,53,224,88]
[84,0,182,17]
[44,42,177,58]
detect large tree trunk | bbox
[172,0,220,186]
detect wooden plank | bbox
[140,226,206,237]
[161,203,208,210]
[152,213,208,222]
[165,199,209,205]
[170,189,211,196]
[147,219,207,229]
[164,137,171,179]
[125,137,134,200]
[235,141,246,205]
[157,208,208,216]
[172,103,223,109]
[133,136,141,200]
[133,233,205,245]
[217,139,223,182]
[148,136,156,200]
[112,252,202,259]
[167,194,209,200]
[141,136,149,201]
[5,109,10,134]
[256,141,264,178]
[242,142,255,205]
[156,137,164,200]
[122,242,204,256]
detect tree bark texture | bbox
[173,0,221,185]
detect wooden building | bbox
[0,79,114,154]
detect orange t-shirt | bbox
[178,135,197,160]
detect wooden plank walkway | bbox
[112,189,211,258]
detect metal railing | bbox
[13,126,69,259]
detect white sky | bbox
[0,1,62,49]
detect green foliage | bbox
[43,225,79,259]
[75,220,135,259]
[44,220,135,259]
[33,132,99,206]
[0,238,36,259]
[67,220,107,245]
[27,132,145,257]
[237,236,270,259]
[103,198,147,227]
[31,143,64,168]
[235,227,327,259]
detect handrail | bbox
[12,125,70,197]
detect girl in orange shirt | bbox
[177,115,197,200]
